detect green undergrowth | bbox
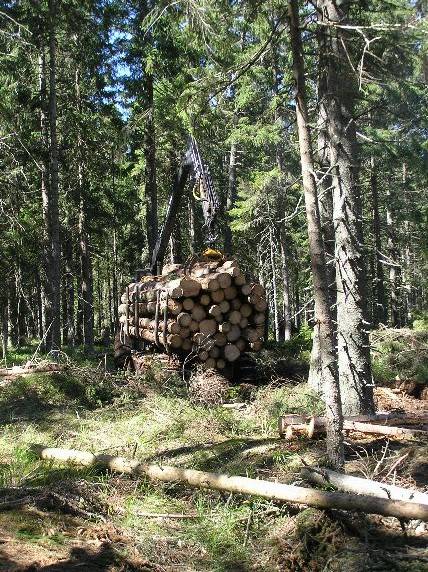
[371,328,428,384]
[0,354,325,570]
[2,341,113,369]
[254,325,312,382]
[1,333,425,570]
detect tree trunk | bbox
[386,183,401,327]
[79,194,94,350]
[34,446,428,521]
[48,0,61,351]
[308,11,336,393]
[76,67,93,350]
[188,193,200,254]
[112,229,119,331]
[1,294,8,359]
[319,0,374,416]
[288,0,344,469]
[370,155,387,325]
[280,240,292,341]
[39,49,52,350]
[224,137,237,254]
[144,70,158,256]
[63,232,75,346]
[269,228,280,342]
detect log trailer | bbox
[114,137,267,372]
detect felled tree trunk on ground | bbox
[288,0,344,469]
[319,0,374,416]
[301,467,428,505]
[33,446,428,521]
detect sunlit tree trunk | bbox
[280,240,292,341]
[308,12,336,392]
[320,0,374,416]
[288,0,344,468]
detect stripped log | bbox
[121,316,181,335]
[279,414,428,439]
[128,327,182,349]
[119,258,267,370]
[301,467,428,505]
[224,343,240,362]
[33,446,428,521]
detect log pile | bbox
[118,258,266,369]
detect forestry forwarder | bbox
[114,137,267,372]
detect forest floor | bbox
[0,329,427,571]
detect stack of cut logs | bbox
[118,258,267,370]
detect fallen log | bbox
[301,467,428,505]
[279,414,428,439]
[0,363,65,377]
[32,446,428,521]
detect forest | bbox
[0,0,428,570]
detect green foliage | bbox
[371,328,428,384]
[413,313,428,331]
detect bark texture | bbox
[288,0,344,469]
[319,0,374,415]
[34,446,428,521]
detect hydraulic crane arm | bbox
[150,137,220,275]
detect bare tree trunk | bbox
[63,233,75,346]
[308,15,336,392]
[224,137,237,254]
[269,228,280,342]
[370,155,387,325]
[39,49,52,350]
[401,163,412,325]
[75,67,93,350]
[48,0,61,351]
[112,229,119,331]
[79,194,94,350]
[188,193,200,254]
[288,0,344,469]
[35,273,43,340]
[319,0,374,416]
[386,185,400,327]
[75,278,83,346]
[1,293,8,359]
[8,277,18,347]
[144,70,158,256]
[280,240,292,341]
